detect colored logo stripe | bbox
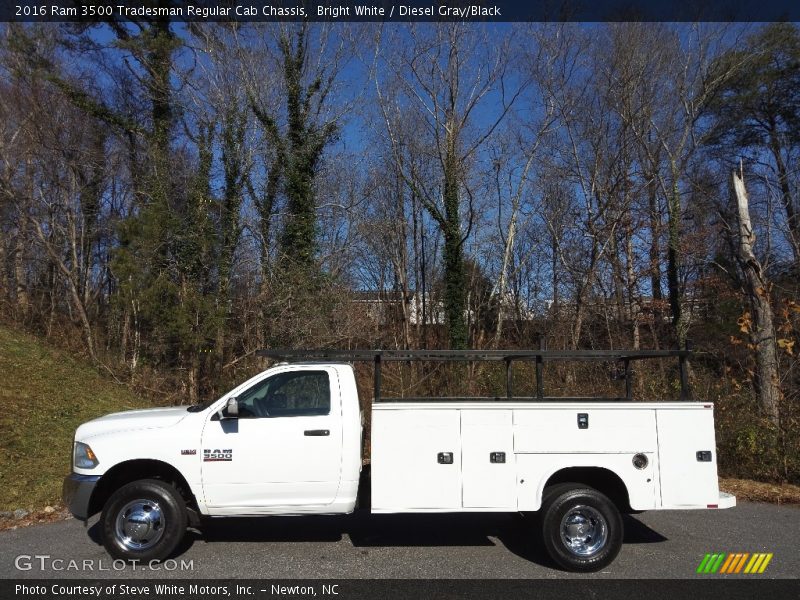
[696,554,712,573]
[722,553,746,573]
[698,553,773,574]
[719,554,736,573]
[697,553,726,573]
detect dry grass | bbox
[0,325,152,512]
[719,477,800,505]
[0,505,71,531]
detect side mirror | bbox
[220,397,239,419]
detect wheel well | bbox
[543,467,632,512]
[89,459,198,517]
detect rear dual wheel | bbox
[540,483,623,572]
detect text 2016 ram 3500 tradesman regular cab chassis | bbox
[63,349,735,572]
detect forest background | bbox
[0,21,798,486]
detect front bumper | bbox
[62,473,101,520]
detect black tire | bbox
[540,483,623,572]
[101,478,188,562]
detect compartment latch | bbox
[490,452,506,463]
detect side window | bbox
[236,371,330,418]
[234,378,270,419]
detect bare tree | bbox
[376,23,524,348]
[620,24,746,347]
[529,25,635,349]
[729,167,782,427]
[488,66,557,346]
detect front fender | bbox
[71,416,205,513]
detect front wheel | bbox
[101,479,188,562]
[540,483,623,572]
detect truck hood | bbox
[75,406,190,440]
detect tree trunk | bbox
[391,168,412,350]
[625,224,640,350]
[647,173,663,303]
[730,168,782,427]
[0,231,6,305]
[442,134,467,349]
[492,199,517,347]
[768,132,800,265]
[217,109,246,367]
[188,353,199,405]
[493,151,536,347]
[666,174,687,347]
[13,220,28,319]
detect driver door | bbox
[200,367,342,512]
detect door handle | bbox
[304,429,330,436]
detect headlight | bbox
[73,442,99,469]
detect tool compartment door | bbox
[370,408,462,510]
[461,410,516,509]
[513,407,657,453]
[656,407,720,508]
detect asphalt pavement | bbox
[1,502,798,579]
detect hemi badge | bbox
[181,449,197,455]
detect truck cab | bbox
[199,364,362,515]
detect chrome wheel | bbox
[114,499,165,551]
[559,504,608,557]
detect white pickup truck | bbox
[63,349,735,572]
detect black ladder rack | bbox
[255,348,693,403]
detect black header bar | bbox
[3,0,800,23]
[3,579,799,600]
